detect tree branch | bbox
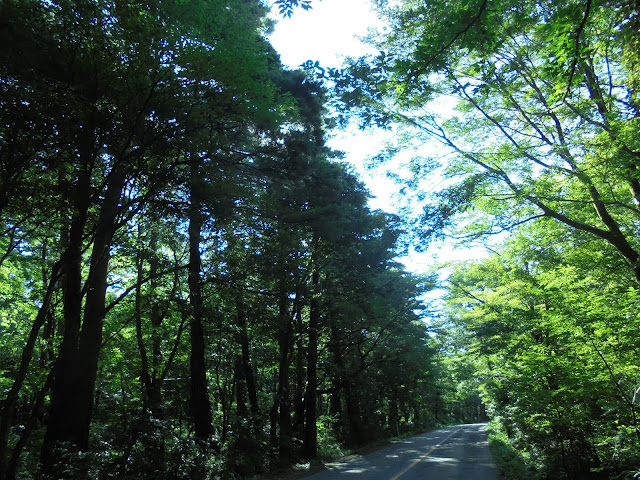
[562,0,592,103]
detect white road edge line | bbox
[389,427,462,480]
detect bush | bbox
[486,421,537,480]
[317,415,344,459]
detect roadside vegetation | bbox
[1,0,639,478]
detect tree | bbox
[324,1,640,476]
[443,220,640,477]
[336,0,640,285]
[0,1,443,477]
[1,0,284,475]
[274,0,313,17]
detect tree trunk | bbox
[276,290,293,465]
[136,228,153,409]
[41,167,90,465]
[148,228,165,418]
[187,172,215,444]
[345,386,365,446]
[0,263,60,480]
[303,261,320,458]
[135,225,165,419]
[42,161,126,472]
[328,325,343,417]
[236,299,259,416]
[292,301,305,434]
[75,165,126,448]
[234,355,249,417]
[133,225,165,472]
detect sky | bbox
[268,1,480,276]
[268,0,381,69]
[268,1,402,212]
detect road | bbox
[302,423,497,480]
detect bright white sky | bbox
[268,0,381,69]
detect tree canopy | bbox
[3,0,639,479]
[0,1,445,479]
[325,0,640,477]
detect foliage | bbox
[328,1,640,476]
[0,1,438,478]
[274,0,313,18]
[336,0,640,278]
[486,420,534,480]
[316,416,344,458]
[442,224,640,478]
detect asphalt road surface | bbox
[303,423,497,480]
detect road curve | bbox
[302,423,497,480]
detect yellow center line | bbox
[389,428,462,480]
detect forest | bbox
[0,0,639,479]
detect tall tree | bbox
[0,1,443,477]
[338,0,640,285]
[329,1,640,475]
[443,222,640,477]
[0,0,282,473]
[187,163,215,443]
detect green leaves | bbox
[358,0,640,287]
[274,0,313,18]
[442,227,640,477]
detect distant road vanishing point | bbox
[302,423,498,480]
